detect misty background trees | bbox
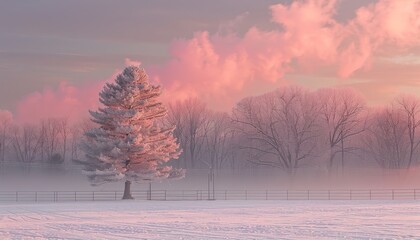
[0,118,73,174]
[1,86,420,178]
[232,87,319,174]
[163,88,420,173]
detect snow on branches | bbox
[79,66,184,185]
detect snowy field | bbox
[1,200,420,239]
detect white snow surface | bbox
[1,200,419,239]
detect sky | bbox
[0,0,419,123]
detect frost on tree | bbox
[79,66,184,199]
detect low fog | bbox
[1,86,420,192]
[1,165,420,192]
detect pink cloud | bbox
[15,80,109,124]
[270,0,339,65]
[148,0,420,109]
[11,0,420,121]
[0,109,13,123]
[149,29,291,110]
[270,0,420,77]
[336,0,420,77]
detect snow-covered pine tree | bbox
[79,66,183,199]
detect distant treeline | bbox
[1,86,420,174]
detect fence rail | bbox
[1,189,419,202]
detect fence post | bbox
[12,188,418,203]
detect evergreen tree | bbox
[79,66,183,199]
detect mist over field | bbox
[1,165,420,192]
[1,0,420,239]
[3,85,420,194]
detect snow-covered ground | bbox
[1,200,419,239]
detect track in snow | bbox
[1,200,420,239]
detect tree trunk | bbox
[328,148,337,175]
[286,167,297,188]
[122,180,134,200]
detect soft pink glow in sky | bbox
[15,82,104,124]
[1,0,419,122]
[270,0,420,78]
[0,110,13,123]
[149,30,290,109]
[151,0,420,110]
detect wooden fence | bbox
[0,189,419,202]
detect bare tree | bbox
[68,119,97,162]
[40,119,59,162]
[70,124,82,161]
[204,112,235,169]
[363,107,409,168]
[167,98,208,169]
[58,118,68,162]
[0,119,10,162]
[184,98,208,168]
[11,125,41,164]
[39,118,69,163]
[397,96,420,168]
[316,88,366,172]
[232,87,319,174]
[166,101,188,168]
